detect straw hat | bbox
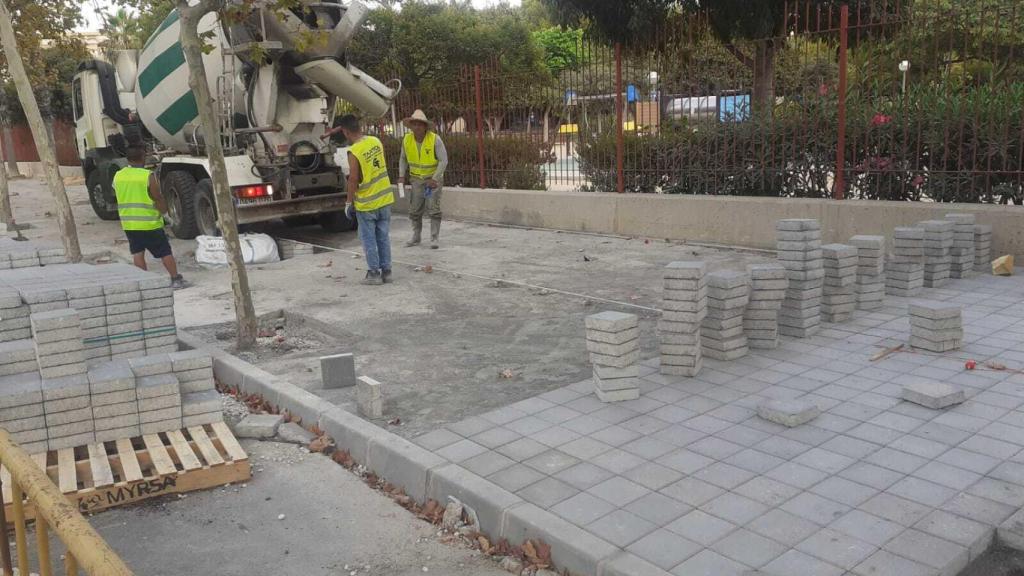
[402,109,433,130]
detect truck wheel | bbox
[86,167,119,221]
[319,210,357,233]
[163,171,201,239]
[194,178,221,237]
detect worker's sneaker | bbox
[430,239,439,249]
[361,271,383,285]
[382,269,393,284]
[171,275,190,290]
[405,237,420,247]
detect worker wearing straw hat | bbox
[398,109,448,249]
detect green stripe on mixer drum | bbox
[138,42,186,97]
[143,9,180,50]
[156,92,199,135]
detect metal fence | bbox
[380,0,1024,203]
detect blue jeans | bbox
[356,206,392,273]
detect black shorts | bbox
[125,229,173,259]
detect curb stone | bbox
[180,329,611,576]
[501,502,619,576]
[427,463,523,539]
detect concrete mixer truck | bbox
[70,0,398,239]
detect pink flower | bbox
[911,175,925,187]
[818,84,829,96]
[871,113,892,126]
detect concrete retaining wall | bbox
[395,187,1024,261]
[177,331,663,576]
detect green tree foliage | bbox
[532,26,584,76]
[0,0,86,120]
[109,0,175,48]
[349,1,544,92]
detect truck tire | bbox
[194,178,221,237]
[86,166,120,221]
[319,210,357,233]
[162,170,201,239]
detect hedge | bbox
[379,133,551,190]
[577,83,1024,203]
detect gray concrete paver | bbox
[406,269,1024,576]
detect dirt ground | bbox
[11,177,774,438]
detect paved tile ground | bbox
[414,271,1024,576]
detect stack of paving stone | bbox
[919,220,954,287]
[0,288,29,342]
[89,361,139,442]
[173,350,223,426]
[850,235,885,311]
[909,300,963,352]
[277,239,314,260]
[974,224,993,273]
[8,249,39,269]
[0,373,47,453]
[31,310,86,380]
[744,263,787,349]
[0,340,37,377]
[0,242,68,269]
[586,311,641,401]
[105,281,144,360]
[132,356,183,435]
[0,263,178,362]
[701,270,749,360]
[42,372,95,450]
[69,284,109,363]
[141,277,177,354]
[659,261,706,376]
[945,213,976,279]
[821,244,858,322]
[887,227,926,297]
[776,219,823,338]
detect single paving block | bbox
[319,352,356,389]
[136,373,180,399]
[182,390,221,416]
[908,300,961,320]
[758,399,820,427]
[234,413,285,439]
[88,361,135,394]
[357,376,384,418]
[585,311,639,332]
[901,382,966,410]
[128,354,172,377]
[664,260,706,280]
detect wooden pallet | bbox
[2,422,250,520]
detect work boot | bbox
[171,275,190,290]
[430,219,440,249]
[361,271,383,285]
[382,269,393,284]
[406,221,422,247]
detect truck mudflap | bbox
[234,191,350,225]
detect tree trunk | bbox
[178,0,258,350]
[0,153,11,225]
[2,123,20,178]
[0,0,80,260]
[543,109,550,143]
[752,40,777,116]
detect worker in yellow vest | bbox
[112,146,187,289]
[339,114,395,285]
[397,110,448,249]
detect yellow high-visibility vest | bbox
[403,132,439,178]
[112,167,163,231]
[349,136,394,212]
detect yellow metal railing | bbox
[0,430,132,576]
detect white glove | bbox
[345,202,355,220]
